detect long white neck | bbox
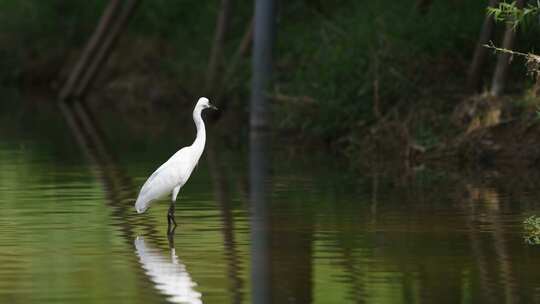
[191,107,206,154]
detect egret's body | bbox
[135,97,216,227]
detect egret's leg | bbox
[167,186,181,229]
[167,206,177,235]
[167,202,177,228]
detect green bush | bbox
[275,0,486,143]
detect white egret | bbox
[135,97,217,228]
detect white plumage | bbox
[135,97,216,217]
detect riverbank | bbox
[4,1,540,169]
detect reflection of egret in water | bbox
[135,237,203,304]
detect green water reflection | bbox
[1,100,540,304]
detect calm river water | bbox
[1,98,540,303]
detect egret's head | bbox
[196,97,218,110]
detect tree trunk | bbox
[490,0,525,96]
[467,0,499,91]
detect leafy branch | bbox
[488,1,540,28]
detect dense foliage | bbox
[3,0,540,153]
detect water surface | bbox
[1,100,540,303]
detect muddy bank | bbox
[425,94,540,169]
[437,119,540,167]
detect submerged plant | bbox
[523,215,540,245]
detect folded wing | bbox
[135,148,193,213]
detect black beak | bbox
[209,103,218,110]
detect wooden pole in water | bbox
[250,2,276,303]
[467,0,499,91]
[490,0,525,96]
[250,0,276,130]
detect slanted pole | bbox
[59,0,122,102]
[59,0,139,102]
[74,0,139,99]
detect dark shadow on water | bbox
[249,130,316,304]
[207,135,244,304]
